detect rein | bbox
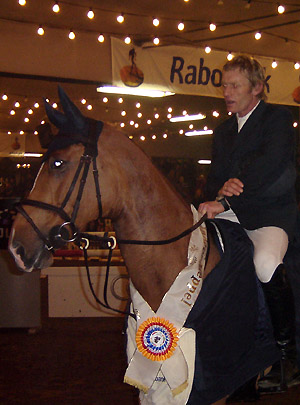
[15,120,207,318]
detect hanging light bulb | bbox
[34,102,39,108]
[10,110,16,115]
[255,31,262,40]
[153,17,160,27]
[87,8,94,19]
[153,37,160,45]
[98,34,105,43]
[294,62,300,70]
[37,26,44,36]
[205,45,212,54]
[209,23,216,32]
[272,60,278,68]
[18,0,26,5]
[69,30,75,40]
[227,52,233,61]
[15,101,20,108]
[178,21,185,31]
[52,2,60,13]
[124,36,131,44]
[277,4,285,14]
[2,94,8,100]
[117,13,124,23]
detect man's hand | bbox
[219,178,244,197]
[198,200,225,219]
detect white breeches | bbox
[217,209,289,283]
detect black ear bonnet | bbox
[42,86,103,162]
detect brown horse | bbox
[9,88,278,405]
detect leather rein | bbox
[15,121,207,318]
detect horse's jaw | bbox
[8,228,54,272]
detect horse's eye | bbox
[52,159,64,169]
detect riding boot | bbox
[260,264,295,392]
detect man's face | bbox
[222,68,261,117]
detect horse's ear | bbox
[58,85,86,132]
[44,98,68,129]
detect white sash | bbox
[124,206,208,400]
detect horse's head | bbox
[9,87,111,272]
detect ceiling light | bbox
[98,34,105,43]
[124,36,131,44]
[137,112,142,118]
[153,18,160,27]
[272,60,278,68]
[294,62,300,70]
[212,110,220,117]
[37,26,44,36]
[34,102,39,108]
[87,104,92,110]
[185,130,213,136]
[152,135,156,140]
[10,110,16,115]
[147,119,152,124]
[170,113,206,122]
[140,135,146,141]
[134,123,139,128]
[69,30,75,40]
[2,94,8,100]
[293,122,298,127]
[198,159,211,164]
[15,102,20,108]
[24,153,43,158]
[130,120,134,125]
[87,9,94,19]
[97,86,174,97]
[81,98,87,104]
[209,23,216,31]
[121,110,126,116]
[120,123,125,127]
[277,4,285,14]
[136,102,141,108]
[19,0,26,5]
[205,46,211,54]
[117,13,124,23]
[168,107,173,112]
[255,31,262,40]
[178,21,185,31]
[118,97,123,103]
[102,97,108,103]
[52,2,60,13]
[227,52,233,61]
[153,37,160,45]
[154,113,159,119]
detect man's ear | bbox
[252,81,263,96]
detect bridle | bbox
[15,120,207,318]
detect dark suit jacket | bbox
[206,100,297,239]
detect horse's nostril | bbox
[16,244,25,260]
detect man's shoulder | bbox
[214,115,236,133]
[262,102,292,119]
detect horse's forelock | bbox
[41,133,86,162]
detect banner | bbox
[0,133,25,157]
[111,37,300,106]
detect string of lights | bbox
[12,0,300,65]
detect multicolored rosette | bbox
[136,317,179,362]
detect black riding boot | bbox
[260,264,295,392]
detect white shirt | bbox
[237,100,261,132]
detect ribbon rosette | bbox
[136,317,179,361]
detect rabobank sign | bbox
[170,57,222,87]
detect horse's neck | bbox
[109,144,193,311]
